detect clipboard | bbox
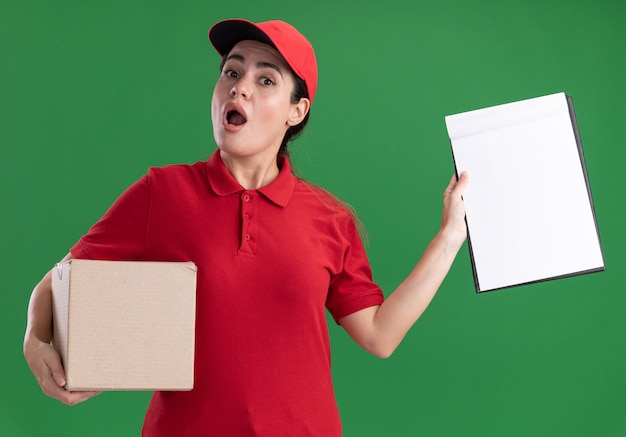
[445,92,605,293]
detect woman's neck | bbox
[219,150,281,190]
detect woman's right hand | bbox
[24,338,101,406]
[24,256,101,406]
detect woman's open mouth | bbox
[222,103,248,132]
[227,110,247,126]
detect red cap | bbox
[209,19,318,104]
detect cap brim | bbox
[209,19,274,56]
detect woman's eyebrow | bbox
[225,53,283,78]
[257,61,283,78]
[225,53,245,64]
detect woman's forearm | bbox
[371,230,464,356]
[24,270,54,351]
[24,253,72,352]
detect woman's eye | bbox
[261,77,275,86]
[224,69,238,78]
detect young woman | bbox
[24,18,468,436]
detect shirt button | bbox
[243,194,251,202]
[245,234,251,241]
[245,213,251,219]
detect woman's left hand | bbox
[440,172,468,248]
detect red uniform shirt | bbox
[71,150,384,436]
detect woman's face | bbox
[211,40,308,162]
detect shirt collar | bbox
[206,150,295,207]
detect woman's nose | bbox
[230,77,252,99]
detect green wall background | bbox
[2,0,624,435]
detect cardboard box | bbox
[51,259,197,391]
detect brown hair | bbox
[218,53,366,239]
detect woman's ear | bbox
[287,98,311,127]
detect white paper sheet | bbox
[445,92,604,292]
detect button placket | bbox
[239,191,257,255]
